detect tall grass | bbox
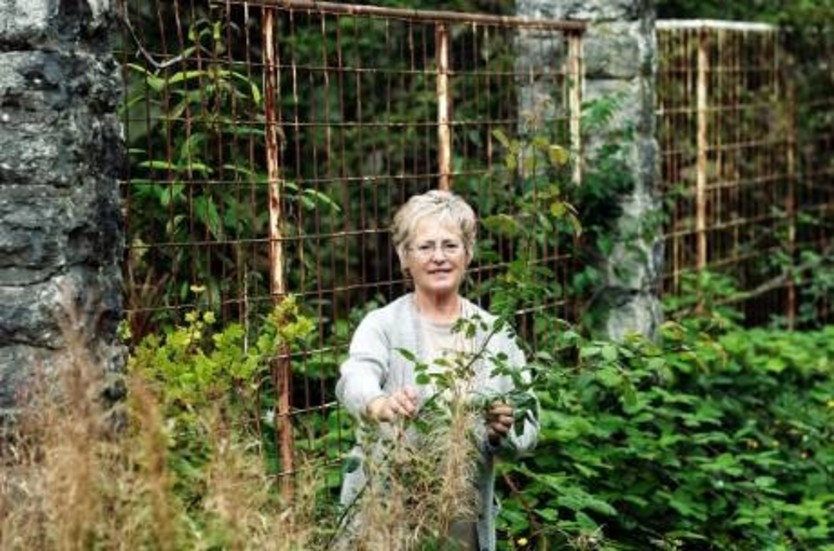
[0,308,489,550]
[341,378,482,550]
[0,327,320,550]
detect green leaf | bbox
[194,196,223,239]
[482,213,521,237]
[548,144,570,166]
[492,128,511,148]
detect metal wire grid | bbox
[119,0,583,483]
[119,4,832,484]
[657,21,832,325]
[792,26,834,324]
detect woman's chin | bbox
[416,282,459,296]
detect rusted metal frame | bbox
[780,31,798,328]
[657,30,682,294]
[483,25,494,181]
[668,210,789,236]
[715,29,726,271]
[421,24,433,189]
[736,31,747,282]
[436,23,451,191]
[119,57,134,317]
[696,27,709,279]
[212,3,235,323]
[151,3,184,308]
[315,11,334,461]
[237,0,259,425]
[262,6,295,497]
[465,23,480,198]
[568,31,583,186]
[673,30,690,294]
[216,0,586,31]
[351,13,371,327]
[401,20,414,205]
[723,29,737,283]
[706,248,786,272]
[172,1,205,295]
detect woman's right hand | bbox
[366,386,418,422]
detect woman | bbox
[336,190,538,550]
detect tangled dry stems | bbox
[1,311,487,550]
[0,329,319,550]
[349,388,481,551]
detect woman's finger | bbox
[393,392,415,416]
[490,421,509,435]
[489,403,513,417]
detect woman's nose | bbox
[430,248,447,261]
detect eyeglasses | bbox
[407,241,465,259]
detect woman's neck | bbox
[412,290,461,323]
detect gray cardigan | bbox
[335,293,539,550]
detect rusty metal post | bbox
[568,32,583,186]
[262,7,294,497]
[696,27,709,273]
[785,41,797,329]
[436,23,451,191]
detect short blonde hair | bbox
[391,190,477,276]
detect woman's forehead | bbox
[412,216,461,240]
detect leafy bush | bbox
[498,319,834,550]
[0,296,327,550]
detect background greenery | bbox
[111,0,834,549]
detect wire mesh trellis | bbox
[657,20,833,326]
[118,0,584,486]
[118,2,833,486]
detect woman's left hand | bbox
[486,402,514,446]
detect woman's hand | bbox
[366,386,418,422]
[486,402,514,446]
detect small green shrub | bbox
[497,321,834,550]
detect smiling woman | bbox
[335,190,539,550]
[403,218,469,307]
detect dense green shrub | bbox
[129,292,315,501]
[498,320,834,550]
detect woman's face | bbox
[405,217,469,297]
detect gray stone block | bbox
[584,23,644,79]
[0,0,56,44]
[0,0,123,413]
[517,0,641,22]
[603,291,662,340]
[0,344,45,410]
[517,0,662,339]
[0,282,62,349]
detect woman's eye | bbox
[417,244,434,253]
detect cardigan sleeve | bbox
[502,338,539,456]
[486,329,540,458]
[335,312,390,418]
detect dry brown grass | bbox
[0,327,322,550]
[0,301,487,550]
[342,387,481,551]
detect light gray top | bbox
[336,293,539,550]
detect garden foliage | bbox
[497,318,834,550]
[104,2,834,548]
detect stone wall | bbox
[0,0,124,412]
[517,0,663,339]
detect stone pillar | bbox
[517,0,663,339]
[0,0,124,412]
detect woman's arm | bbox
[486,333,539,456]
[335,315,390,418]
